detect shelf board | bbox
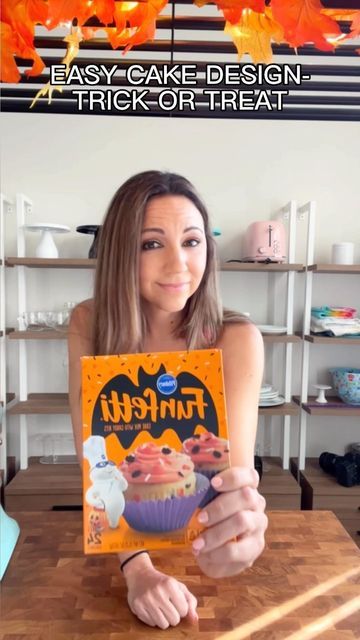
[304,334,360,344]
[291,457,360,498]
[293,395,360,416]
[221,262,303,272]
[5,257,96,269]
[4,456,300,510]
[8,329,67,340]
[7,329,301,343]
[307,264,360,274]
[7,393,299,417]
[0,393,15,407]
[0,327,15,337]
[5,257,305,272]
[259,401,300,416]
[262,334,301,343]
[8,393,69,415]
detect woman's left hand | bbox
[193,467,268,578]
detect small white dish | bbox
[257,324,288,335]
[314,384,332,404]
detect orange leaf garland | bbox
[271,0,341,51]
[1,0,359,86]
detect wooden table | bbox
[1,511,360,640]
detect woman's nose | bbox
[165,245,187,271]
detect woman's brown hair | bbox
[93,170,246,355]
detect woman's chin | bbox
[161,301,188,313]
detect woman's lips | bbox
[158,282,190,291]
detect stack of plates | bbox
[259,384,285,407]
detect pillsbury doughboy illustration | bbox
[83,436,128,529]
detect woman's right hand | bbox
[123,553,198,629]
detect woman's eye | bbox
[142,240,162,250]
[183,238,201,247]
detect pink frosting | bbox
[120,442,194,484]
[182,431,229,466]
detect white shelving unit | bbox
[0,194,13,483]
[222,200,303,469]
[15,195,33,470]
[297,201,316,470]
[272,200,298,470]
[296,201,360,470]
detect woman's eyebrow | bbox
[141,227,165,234]
[141,226,204,234]
[184,226,204,234]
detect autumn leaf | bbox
[23,46,46,76]
[195,0,265,10]
[1,0,47,80]
[272,0,340,51]
[31,26,83,106]
[0,22,20,82]
[349,12,360,38]
[2,0,46,47]
[195,0,265,24]
[107,0,167,51]
[321,10,359,22]
[45,0,94,29]
[28,0,48,24]
[320,8,360,49]
[93,0,116,25]
[225,8,283,63]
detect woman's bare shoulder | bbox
[69,299,94,336]
[217,320,263,357]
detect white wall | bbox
[1,112,360,462]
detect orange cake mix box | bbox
[81,349,230,554]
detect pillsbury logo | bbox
[157,373,177,395]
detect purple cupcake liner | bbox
[196,468,224,508]
[122,473,209,533]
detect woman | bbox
[68,170,267,629]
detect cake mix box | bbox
[81,349,230,554]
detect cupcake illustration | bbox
[182,431,230,507]
[120,442,209,533]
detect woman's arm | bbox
[68,300,93,465]
[67,301,198,628]
[192,321,268,578]
[221,321,264,467]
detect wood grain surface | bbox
[1,510,360,640]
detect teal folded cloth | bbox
[311,306,356,319]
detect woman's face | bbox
[139,195,207,314]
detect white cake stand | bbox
[314,384,332,404]
[23,223,71,258]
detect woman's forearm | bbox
[118,550,153,580]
